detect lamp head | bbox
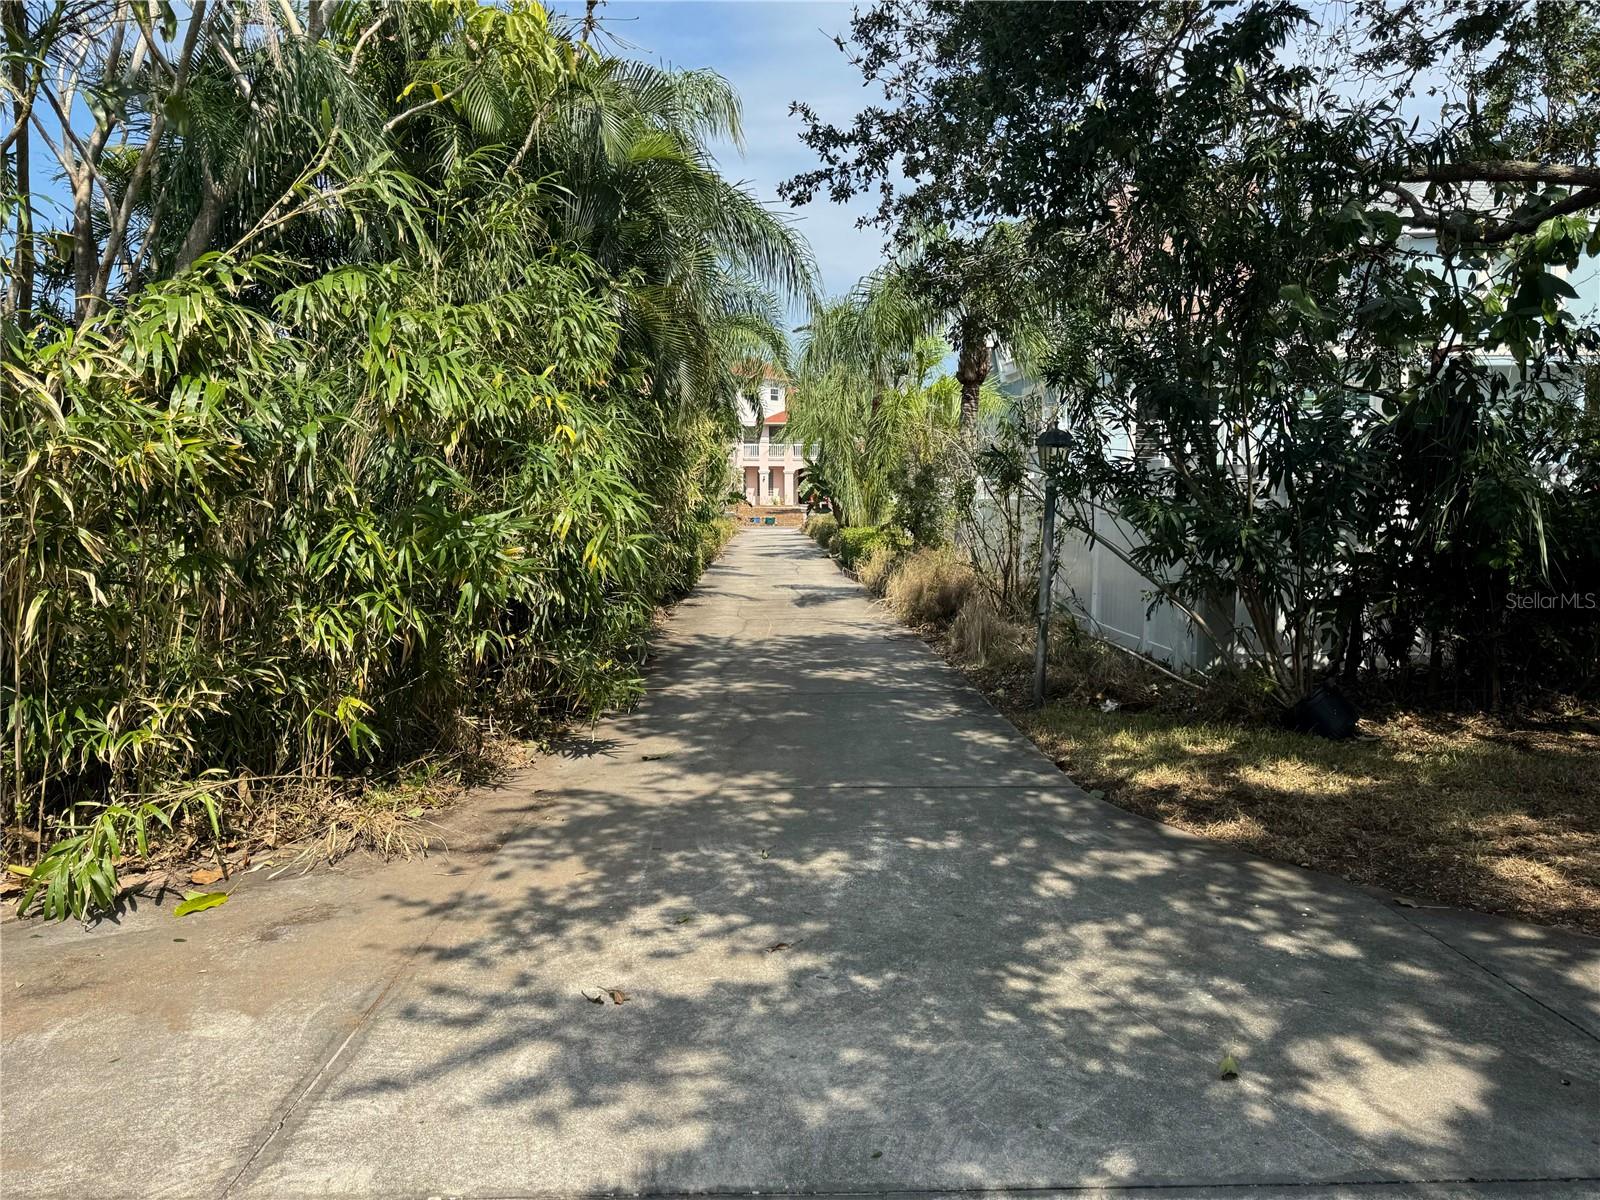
[1035,423,1071,471]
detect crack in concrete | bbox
[1389,904,1600,1045]
[214,824,521,1200]
[386,1175,1600,1199]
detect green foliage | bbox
[833,526,887,568]
[792,0,1600,707]
[792,284,969,536]
[173,892,230,918]
[2,0,811,917]
[16,804,168,922]
[804,514,839,547]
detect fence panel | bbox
[1052,509,1204,671]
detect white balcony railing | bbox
[735,441,809,462]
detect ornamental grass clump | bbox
[949,591,1026,668]
[856,541,902,596]
[885,547,976,625]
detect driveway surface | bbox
[2,527,1598,1199]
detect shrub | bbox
[697,517,737,570]
[805,513,838,547]
[834,525,883,568]
[4,259,738,919]
[885,547,976,625]
[856,541,902,595]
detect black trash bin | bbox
[1285,683,1359,739]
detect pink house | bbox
[731,370,811,505]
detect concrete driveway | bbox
[2,527,1597,1199]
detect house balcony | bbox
[734,442,808,463]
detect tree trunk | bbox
[1427,627,1443,698]
[174,168,229,274]
[69,3,129,325]
[4,0,31,324]
[955,322,988,434]
[1340,595,1362,684]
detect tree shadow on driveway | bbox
[244,534,1600,1196]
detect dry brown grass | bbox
[948,591,1028,668]
[885,547,977,625]
[1020,705,1600,934]
[856,542,901,597]
[836,544,1600,935]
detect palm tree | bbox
[791,272,961,528]
[898,223,1054,434]
[2,0,825,917]
[529,52,816,414]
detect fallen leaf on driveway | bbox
[581,990,605,1004]
[190,867,224,885]
[606,988,629,1005]
[642,753,673,761]
[759,847,772,859]
[673,914,695,925]
[766,942,792,953]
[1394,897,1448,910]
[173,891,228,918]
[1218,1053,1240,1080]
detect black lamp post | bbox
[1033,423,1072,707]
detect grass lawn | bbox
[852,553,1600,937]
[1019,705,1600,935]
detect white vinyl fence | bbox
[1051,507,1219,673]
[962,484,1225,674]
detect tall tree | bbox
[783,0,1600,705]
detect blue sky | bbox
[559,2,1600,323]
[552,0,886,307]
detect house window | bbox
[1132,392,1160,460]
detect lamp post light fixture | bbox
[1033,423,1072,707]
[1036,423,1071,472]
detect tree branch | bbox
[1395,186,1600,245]
[90,1,211,308]
[382,80,470,135]
[1398,160,1600,188]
